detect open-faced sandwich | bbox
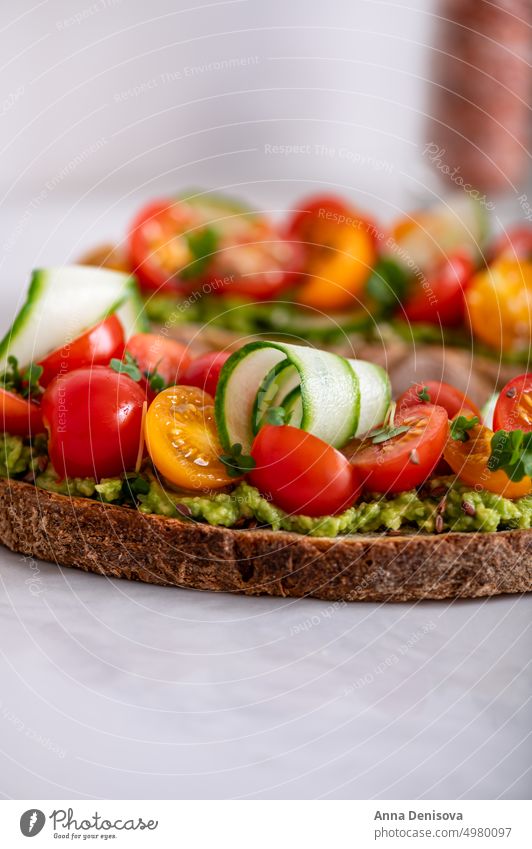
[1,266,531,602]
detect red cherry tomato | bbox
[125,333,191,387]
[488,226,532,263]
[347,404,449,494]
[403,251,474,326]
[205,225,303,300]
[128,199,197,293]
[38,315,125,388]
[128,197,302,300]
[397,380,481,421]
[41,367,145,480]
[493,373,532,432]
[179,351,231,399]
[0,389,44,436]
[248,424,361,517]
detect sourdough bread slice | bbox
[0,478,530,602]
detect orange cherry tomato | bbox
[466,260,532,353]
[286,195,377,310]
[145,385,234,490]
[443,416,532,498]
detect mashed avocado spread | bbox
[2,433,532,537]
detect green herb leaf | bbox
[264,406,287,426]
[0,355,43,399]
[110,352,142,382]
[488,429,532,481]
[370,424,411,444]
[366,258,409,315]
[220,443,256,478]
[181,226,219,280]
[450,415,479,442]
[146,370,166,394]
[417,385,431,403]
[123,473,151,496]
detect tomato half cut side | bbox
[38,315,125,387]
[397,380,482,421]
[0,388,44,437]
[145,385,234,490]
[443,416,532,498]
[493,373,532,432]
[128,199,199,293]
[249,424,361,516]
[348,404,449,494]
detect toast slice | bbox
[0,477,530,602]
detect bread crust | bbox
[0,477,530,602]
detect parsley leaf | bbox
[220,443,256,478]
[450,415,479,442]
[181,226,219,280]
[110,352,142,382]
[264,406,288,426]
[488,429,532,481]
[417,385,431,403]
[0,355,43,399]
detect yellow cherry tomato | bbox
[145,385,234,490]
[466,260,532,353]
[443,417,532,498]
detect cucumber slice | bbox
[0,266,146,372]
[389,196,489,272]
[348,360,391,437]
[252,360,294,434]
[281,386,303,426]
[481,392,498,429]
[215,340,360,452]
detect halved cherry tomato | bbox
[1,389,44,436]
[402,251,474,326]
[466,259,532,353]
[38,315,125,388]
[128,199,199,293]
[128,197,302,299]
[125,333,191,387]
[488,226,532,263]
[145,385,233,490]
[493,373,532,432]
[209,233,303,300]
[444,416,532,498]
[41,367,145,479]
[397,380,481,421]
[347,404,449,494]
[179,351,231,399]
[285,194,378,311]
[249,424,361,516]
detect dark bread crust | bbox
[0,477,530,602]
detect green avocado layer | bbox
[3,434,532,537]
